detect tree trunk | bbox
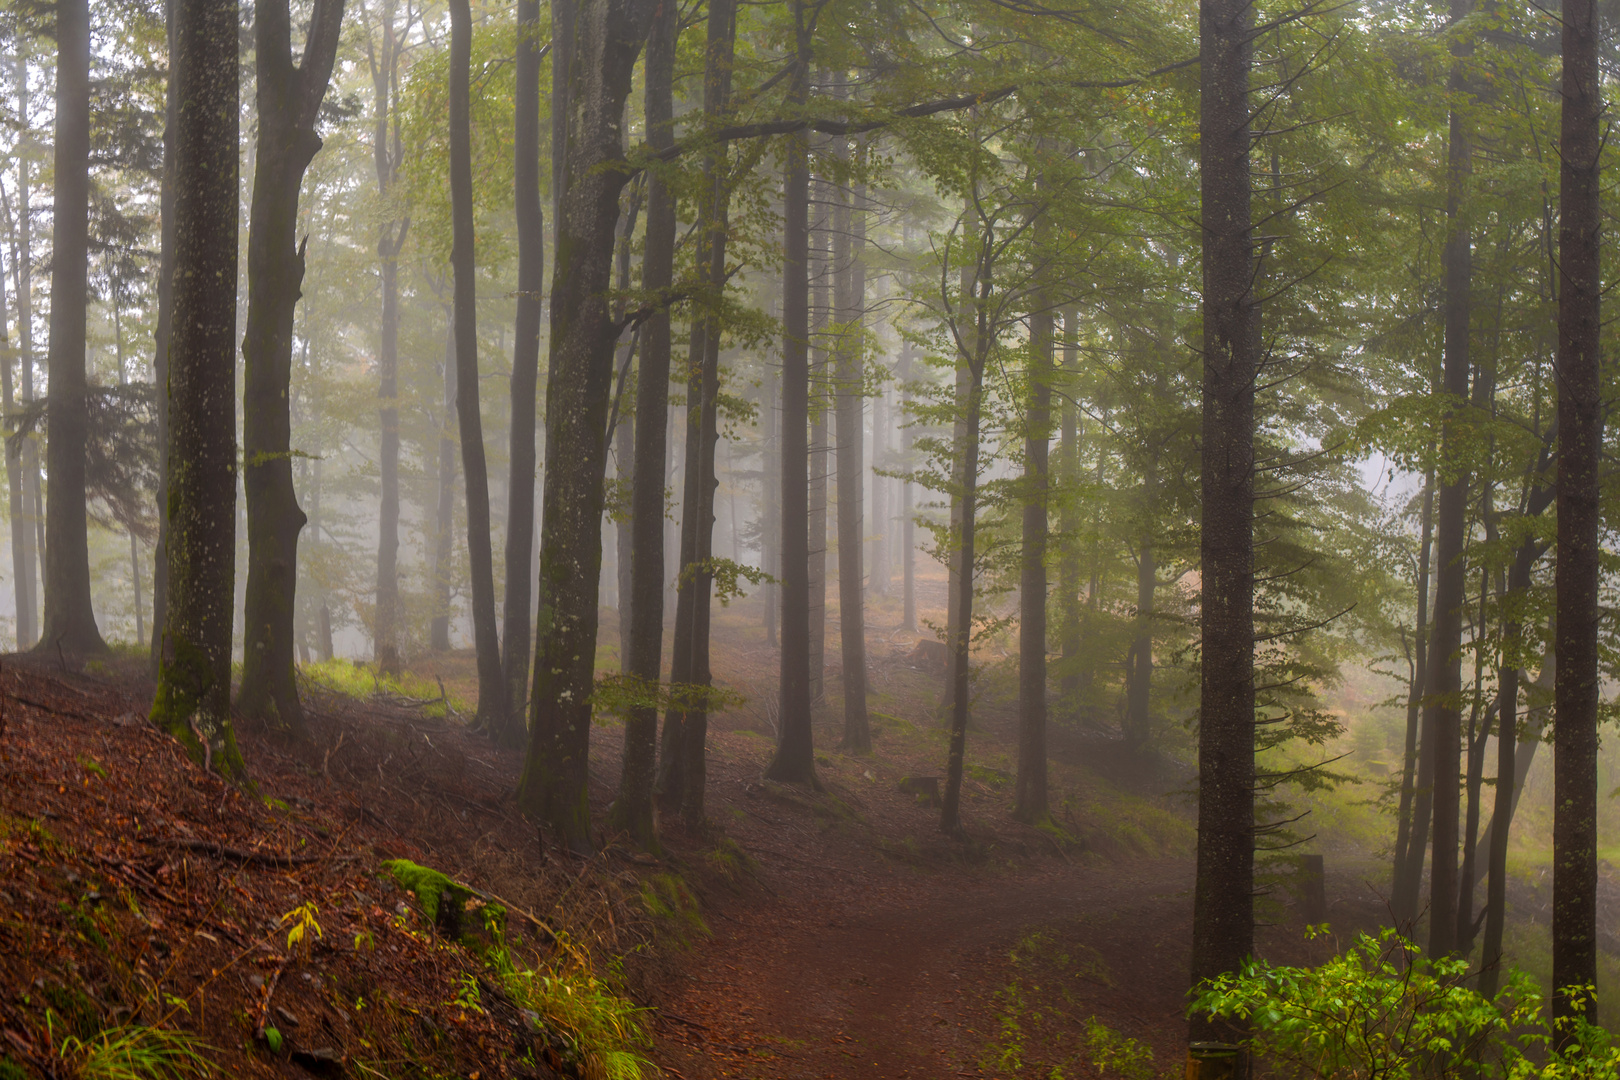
[1455,564,1491,951]
[764,13,819,787]
[608,0,675,851]
[0,225,30,652]
[15,59,42,649]
[940,262,974,718]
[1391,471,1434,923]
[835,158,869,753]
[498,0,545,748]
[807,181,829,704]
[447,0,506,730]
[516,0,655,851]
[1188,0,1257,1039]
[762,306,780,647]
[940,260,987,839]
[372,0,408,676]
[37,0,104,656]
[869,376,889,600]
[146,15,174,670]
[899,335,916,634]
[238,0,344,735]
[1058,310,1080,700]
[1015,243,1051,824]
[1425,14,1473,957]
[431,314,457,651]
[1124,448,1158,750]
[1553,0,1601,1025]
[151,0,243,777]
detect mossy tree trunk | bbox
[151,0,243,779]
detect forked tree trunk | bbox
[371,0,408,675]
[498,0,546,748]
[237,0,344,736]
[516,0,655,851]
[151,0,243,778]
[37,0,104,656]
[1552,0,1601,1026]
[1188,0,1257,1042]
[608,0,675,850]
[447,0,507,731]
[1425,4,1473,958]
[764,11,819,787]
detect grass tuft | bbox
[52,1023,215,1080]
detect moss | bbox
[380,859,502,946]
[151,636,247,781]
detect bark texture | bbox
[151,0,242,777]
[835,163,869,753]
[1552,0,1601,1025]
[447,0,507,731]
[38,0,104,655]
[499,0,546,748]
[517,0,655,850]
[1391,473,1433,923]
[1187,0,1256,1040]
[237,0,344,735]
[1015,264,1050,824]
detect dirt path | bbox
[655,858,1198,1079]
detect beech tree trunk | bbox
[765,12,819,787]
[807,185,829,704]
[899,335,916,633]
[237,0,344,735]
[14,58,42,649]
[1188,0,1256,1040]
[516,0,655,850]
[447,0,507,731]
[38,0,104,656]
[1552,0,1601,1025]
[1425,12,1472,957]
[608,0,675,850]
[146,10,175,672]
[151,0,242,777]
[1,233,29,652]
[1016,258,1050,823]
[371,0,408,675]
[431,315,456,651]
[835,162,869,752]
[498,0,546,747]
[1058,311,1080,701]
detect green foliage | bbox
[1193,928,1620,1078]
[638,873,709,947]
[1082,1018,1156,1080]
[50,1023,215,1080]
[381,860,473,929]
[0,1055,27,1080]
[299,659,467,718]
[590,671,746,721]
[486,941,652,1080]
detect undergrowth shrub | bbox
[1192,927,1620,1078]
[487,938,652,1080]
[299,659,466,717]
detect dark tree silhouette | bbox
[237,0,346,735]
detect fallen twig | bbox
[145,837,355,867]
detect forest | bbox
[0,0,1614,1074]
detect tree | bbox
[1188,0,1257,1045]
[368,0,409,675]
[517,0,656,851]
[147,8,175,674]
[1015,187,1051,824]
[608,0,676,850]
[0,233,29,651]
[37,0,105,655]
[150,0,242,777]
[446,0,505,733]
[236,0,345,735]
[834,140,870,753]
[1551,0,1601,1028]
[763,0,820,788]
[498,0,545,748]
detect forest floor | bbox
[0,575,1407,1080]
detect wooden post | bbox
[1186,1042,1240,1080]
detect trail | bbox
[655,857,1198,1079]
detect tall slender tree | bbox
[147,13,175,673]
[1015,205,1051,823]
[1187,0,1257,1044]
[37,0,105,655]
[369,0,409,674]
[499,0,546,747]
[517,0,656,850]
[0,238,29,651]
[237,0,346,734]
[447,0,506,731]
[609,0,676,850]
[764,0,820,787]
[834,155,870,753]
[151,0,242,777]
[1552,0,1601,1028]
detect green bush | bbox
[1192,927,1620,1078]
